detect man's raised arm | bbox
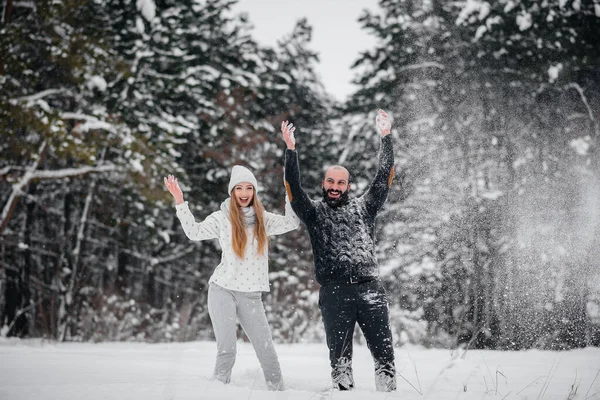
[281,120,316,223]
[363,110,396,214]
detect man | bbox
[281,109,397,392]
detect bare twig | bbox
[585,369,600,399]
[496,366,508,395]
[397,371,423,395]
[517,376,546,395]
[404,348,423,393]
[480,353,496,393]
[537,354,563,400]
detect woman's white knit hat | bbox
[228,165,258,195]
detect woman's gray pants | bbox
[207,283,284,391]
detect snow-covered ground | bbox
[1,338,599,400]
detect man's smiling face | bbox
[322,166,350,201]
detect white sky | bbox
[2,339,599,399]
[232,0,380,101]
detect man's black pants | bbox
[319,279,396,390]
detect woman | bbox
[163,165,299,391]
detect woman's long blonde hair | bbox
[230,191,268,259]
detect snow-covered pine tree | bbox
[454,0,600,349]
[345,0,600,349]
[0,0,180,340]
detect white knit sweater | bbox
[175,197,300,292]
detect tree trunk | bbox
[58,176,97,342]
[0,141,46,235]
[57,189,73,341]
[116,203,130,293]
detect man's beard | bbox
[322,187,350,208]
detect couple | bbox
[164,109,397,392]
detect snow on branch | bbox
[32,164,117,180]
[9,88,72,106]
[62,113,117,133]
[14,1,36,10]
[0,166,22,177]
[149,246,198,266]
[0,145,118,235]
[61,112,100,121]
[397,62,445,73]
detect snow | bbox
[570,137,590,155]
[86,76,107,92]
[516,12,533,31]
[456,0,482,26]
[504,1,517,13]
[475,25,487,41]
[135,17,145,34]
[478,2,491,20]
[548,63,563,83]
[79,120,115,133]
[136,0,156,22]
[0,339,598,400]
[486,15,502,30]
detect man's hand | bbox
[164,174,184,205]
[281,120,296,150]
[376,109,392,137]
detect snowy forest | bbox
[1,0,599,351]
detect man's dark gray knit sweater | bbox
[284,135,395,286]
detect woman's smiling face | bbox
[233,182,254,207]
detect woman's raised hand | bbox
[164,174,184,205]
[281,120,296,150]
